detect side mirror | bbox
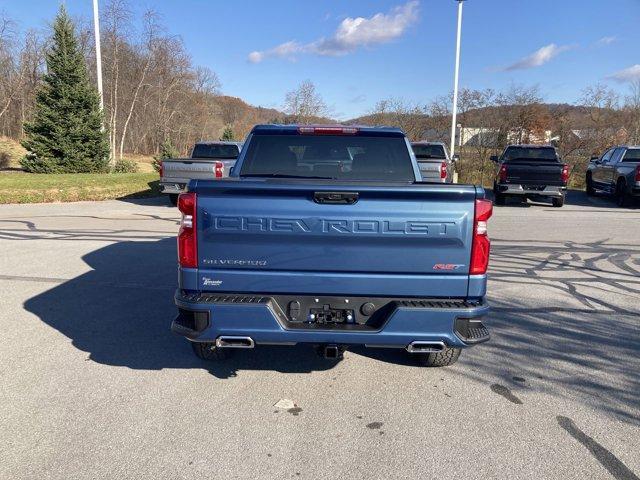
[490,155,499,163]
[452,154,460,163]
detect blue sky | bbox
[2,0,639,119]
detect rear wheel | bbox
[168,194,179,206]
[552,195,565,208]
[414,347,461,367]
[493,185,506,205]
[586,174,595,196]
[191,342,230,361]
[616,180,632,208]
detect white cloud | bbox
[247,51,263,63]
[248,41,303,64]
[503,43,572,71]
[596,36,616,46]
[248,1,419,63]
[607,64,640,83]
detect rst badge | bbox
[433,263,465,271]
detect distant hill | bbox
[213,95,335,138]
[347,103,627,133]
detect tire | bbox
[616,180,631,208]
[493,185,506,206]
[415,347,461,367]
[191,341,230,361]
[586,174,595,196]
[552,195,565,208]
[168,194,179,206]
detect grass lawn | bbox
[0,172,161,204]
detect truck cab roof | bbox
[194,141,243,146]
[411,141,447,146]
[504,144,555,149]
[250,124,406,137]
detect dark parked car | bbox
[586,145,640,207]
[491,145,569,207]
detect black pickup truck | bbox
[491,145,569,207]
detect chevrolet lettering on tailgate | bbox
[209,216,458,237]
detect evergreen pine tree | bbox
[220,126,235,141]
[21,6,109,173]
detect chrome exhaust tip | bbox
[406,341,446,353]
[215,336,255,349]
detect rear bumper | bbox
[497,183,566,197]
[419,173,448,183]
[160,181,187,194]
[172,291,490,349]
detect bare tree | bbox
[0,17,22,122]
[367,97,426,140]
[457,88,499,184]
[118,10,157,160]
[102,0,132,162]
[494,84,549,144]
[623,80,640,144]
[579,83,621,154]
[284,80,327,124]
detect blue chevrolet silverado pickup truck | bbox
[172,124,493,367]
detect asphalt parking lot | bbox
[1,191,639,480]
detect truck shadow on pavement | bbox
[22,237,335,379]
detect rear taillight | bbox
[440,161,447,180]
[159,161,164,178]
[470,199,493,275]
[635,165,640,182]
[561,164,570,184]
[498,164,507,183]
[214,161,223,178]
[177,192,197,268]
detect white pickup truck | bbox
[160,141,243,205]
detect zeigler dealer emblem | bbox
[202,277,223,286]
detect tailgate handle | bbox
[313,191,359,205]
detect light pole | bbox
[92,0,104,114]
[449,0,464,160]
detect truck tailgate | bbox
[505,161,564,186]
[417,160,445,182]
[193,180,477,297]
[162,159,235,181]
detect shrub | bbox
[153,138,179,172]
[112,158,139,173]
[220,126,235,141]
[0,152,10,169]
